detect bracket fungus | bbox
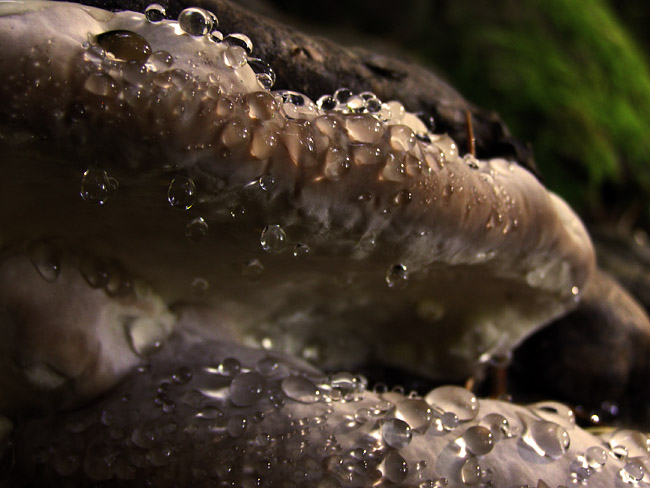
[0,1,644,486]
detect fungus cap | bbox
[0,1,595,407]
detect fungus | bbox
[0,2,636,486]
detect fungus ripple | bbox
[0,2,639,487]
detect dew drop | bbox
[585,446,608,468]
[242,258,264,278]
[227,414,247,438]
[479,413,510,441]
[345,114,384,144]
[386,264,408,290]
[229,372,266,407]
[522,419,570,459]
[610,429,650,458]
[27,241,60,283]
[281,376,321,403]
[246,91,278,120]
[620,459,645,483]
[256,357,279,376]
[178,7,213,36]
[248,58,276,90]
[383,450,408,483]
[260,224,287,252]
[382,418,412,449]
[224,33,253,54]
[424,386,479,421]
[529,401,576,428]
[440,412,459,431]
[186,217,208,243]
[223,45,248,68]
[84,72,116,97]
[149,50,174,70]
[144,3,166,22]
[96,30,152,63]
[292,243,310,258]
[462,426,494,456]
[323,146,351,181]
[333,88,352,104]
[219,357,241,376]
[395,399,433,433]
[167,176,196,210]
[80,168,117,204]
[317,95,337,111]
[460,456,481,485]
[124,319,164,357]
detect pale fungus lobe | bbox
[0,0,595,398]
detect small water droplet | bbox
[219,357,241,376]
[460,456,481,485]
[149,50,174,70]
[256,357,279,376]
[227,414,247,438]
[462,426,494,456]
[242,258,264,278]
[84,72,116,97]
[382,418,412,449]
[281,376,321,403]
[172,366,193,385]
[260,224,287,252]
[144,3,166,22]
[167,176,196,210]
[178,7,213,36]
[425,386,479,421]
[223,45,248,68]
[224,33,253,54]
[230,372,266,407]
[333,88,352,104]
[440,412,458,431]
[479,413,510,441]
[96,30,152,63]
[317,95,337,111]
[292,243,310,258]
[27,241,60,282]
[620,459,645,483]
[186,217,208,243]
[386,264,409,290]
[522,419,570,459]
[248,58,276,89]
[80,168,117,204]
[585,446,608,468]
[383,450,408,483]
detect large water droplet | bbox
[96,30,152,63]
[178,8,213,36]
[144,3,166,22]
[260,224,287,252]
[223,45,248,68]
[386,264,409,290]
[424,386,479,421]
[224,33,253,54]
[167,176,196,210]
[281,376,320,403]
[620,459,645,483]
[80,169,117,204]
[345,114,384,144]
[394,399,433,433]
[382,418,412,449]
[522,419,570,459]
[27,241,60,282]
[229,372,266,407]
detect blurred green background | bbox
[266,0,650,231]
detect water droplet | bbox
[27,241,60,282]
[229,372,266,407]
[124,318,164,357]
[178,7,213,36]
[219,357,241,376]
[196,405,222,420]
[585,446,608,468]
[242,258,264,278]
[333,88,352,104]
[323,146,351,181]
[186,217,208,243]
[462,426,494,456]
[440,412,458,431]
[256,357,279,376]
[84,72,116,97]
[424,386,479,421]
[460,456,481,485]
[392,189,412,206]
[149,50,174,70]
[383,450,408,483]
[223,45,247,68]
[389,124,416,151]
[317,95,337,111]
[395,399,433,433]
[144,3,166,22]
[620,459,645,483]
[224,33,253,54]
[345,114,384,144]
[260,224,287,252]
[529,401,575,428]
[610,430,650,459]
[522,419,570,459]
[479,413,510,441]
[281,376,321,403]
[292,243,310,258]
[248,58,276,89]
[382,418,412,449]
[96,30,152,63]
[172,366,193,384]
[167,176,196,210]
[386,264,408,290]
[227,414,247,438]
[80,168,117,205]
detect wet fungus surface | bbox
[0,1,647,486]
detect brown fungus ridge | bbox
[0,0,595,413]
